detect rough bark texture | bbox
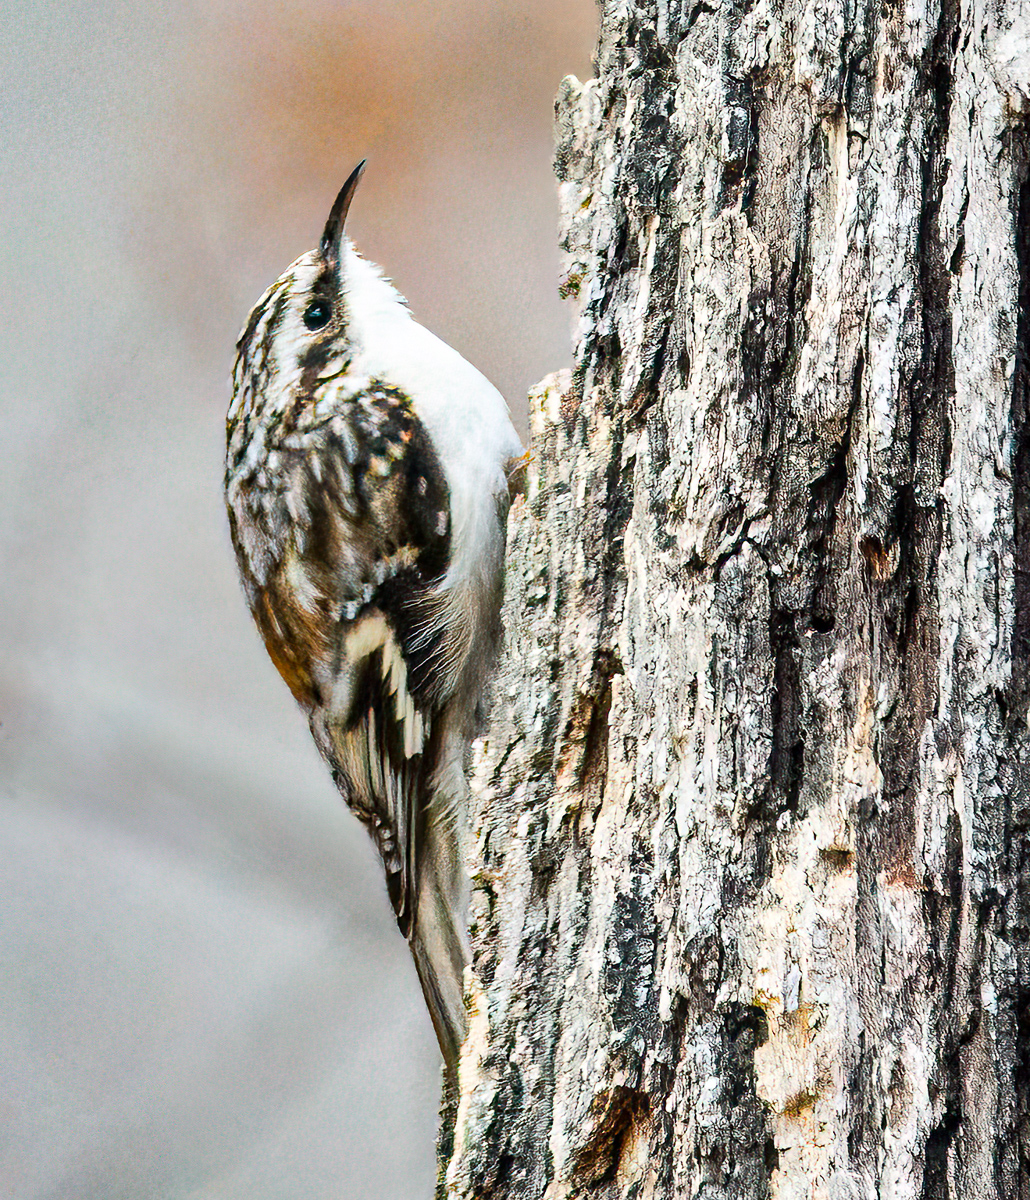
[443,0,1030,1195]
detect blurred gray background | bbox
[0,2,594,1196]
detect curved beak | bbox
[321,159,367,270]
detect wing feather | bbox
[246,382,459,946]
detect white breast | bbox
[342,244,524,594]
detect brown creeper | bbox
[225,162,523,1071]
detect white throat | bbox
[341,242,523,596]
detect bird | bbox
[224,161,524,1074]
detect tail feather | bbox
[409,819,470,1074]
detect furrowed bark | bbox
[442,0,1030,1195]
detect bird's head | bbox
[227,161,368,446]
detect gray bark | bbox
[442,0,1030,1195]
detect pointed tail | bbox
[409,817,471,1074]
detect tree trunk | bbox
[442,0,1030,1194]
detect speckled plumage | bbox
[225,164,524,1070]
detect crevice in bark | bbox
[720,0,763,214]
[1011,989,1030,1192]
[766,608,804,819]
[629,323,670,426]
[849,795,888,1177]
[740,122,815,483]
[949,188,969,275]
[557,649,623,804]
[617,22,683,221]
[685,0,716,33]
[847,3,963,1188]
[701,1002,774,1199]
[1009,123,1030,724]
[630,225,681,433]
[720,78,759,215]
[770,148,815,396]
[580,673,614,793]
[920,807,970,1200]
[602,836,659,1044]
[809,348,862,631]
[876,0,956,833]
[840,0,874,136]
[571,1086,650,1187]
[1000,115,1030,1200]
[922,1099,961,1200]
[599,419,633,630]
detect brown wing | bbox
[233,381,453,934]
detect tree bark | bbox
[442,0,1030,1195]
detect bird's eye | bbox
[303,300,332,331]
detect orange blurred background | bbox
[0,2,594,1196]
